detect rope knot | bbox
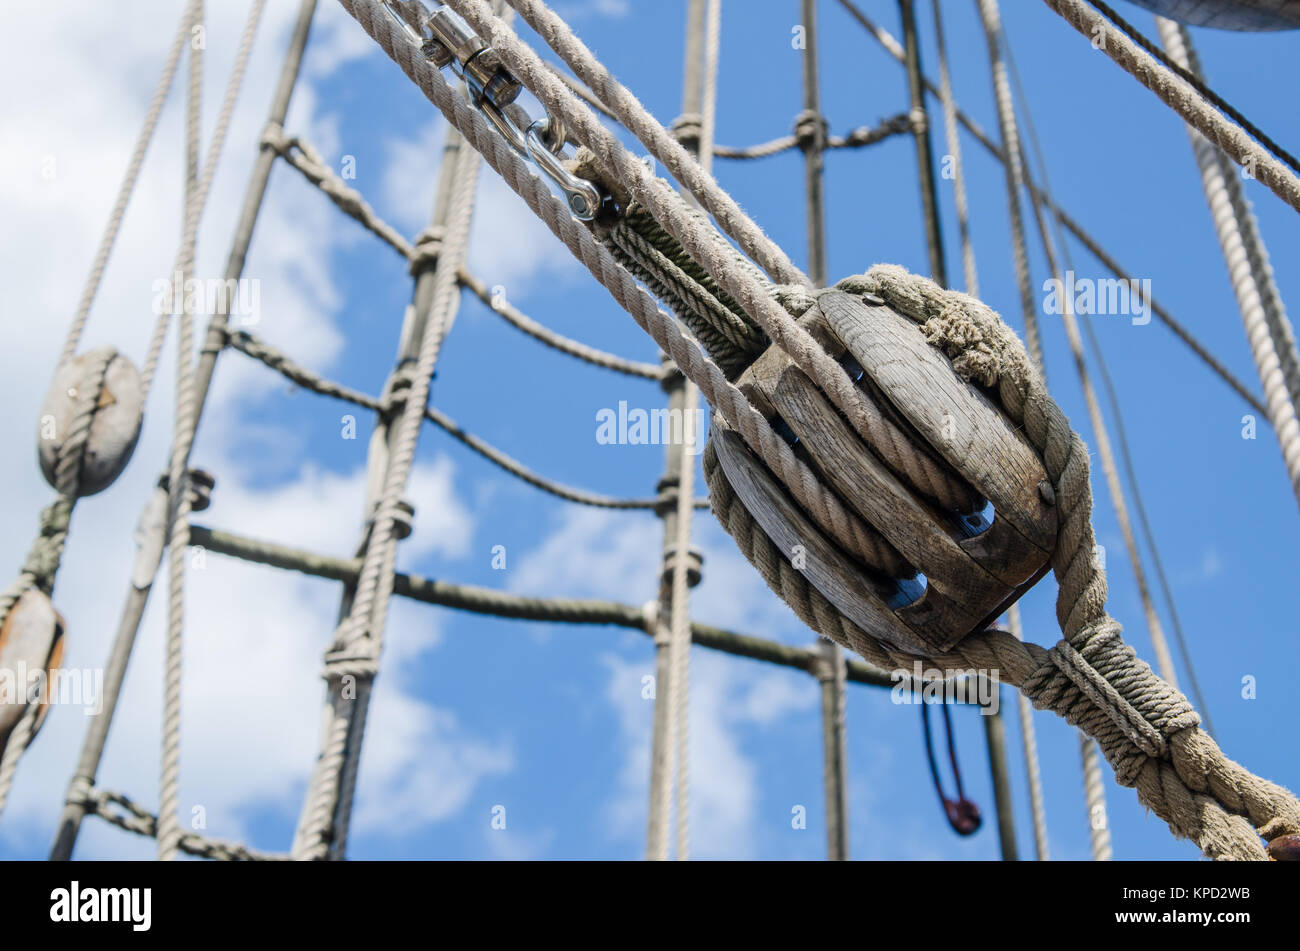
[379,364,419,419]
[409,225,446,276]
[259,121,290,155]
[669,112,703,149]
[792,110,828,150]
[322,635,379,685]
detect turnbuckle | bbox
[381,0,603,221]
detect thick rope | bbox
[61,0,199,366]
[491,0,809,287]
[157,0,267,861]
[1004,25,1215,729]
[847,266,1298,859]
[1156,19,1300,510]
[838,0,1268,418]
[667,381,697,861]
[1041,0,1300,219]
[1089,0,1300,182]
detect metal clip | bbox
[525,119,601,220]
[380,0,452,67]
[381,0,603,222]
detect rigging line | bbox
[489,0,811,287]
[834,0,1268,417]
[1156,19,1300,511]
[60,0,200,366]
[140,0,268,397]
[1041,0,1300,218]
[998,23,1184,700]
[1085,0,1300,183]
[47,0,317,866]
[224,326,695,510]
[1001,24,1214,733]
[712,113,913,160]
[158,0,207,863]
[186,523,945,692]
[929,0,1019,862]
[458,269,664,378]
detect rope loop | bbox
[409,224,446,275]
[792,109,828,151]
[669,112,703,150]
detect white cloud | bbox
[380,118,580,294]
[510,504,820,858]
[0,2,512,858]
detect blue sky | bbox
[1,0,1298,861]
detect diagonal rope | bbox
[140,0,267,398]
[492,0,810,287]
[1087,0,1300,182]
[60,0,200,366]
[1041,0,1300,218]
[836,0,1268,418]
[1155,17,1300,512]
[1002,16,1214,735]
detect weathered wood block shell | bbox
[0,590,66,748]
[38,347,144,497]
[708,291,1056,655]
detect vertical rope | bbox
[157,0,205,861]
[1080,730,1113,860]
[926,0,1020,859]
[293,123,484,862]
[49,0,309,864]
[60,0,200,366]
[797,0,850,862]
[899,0,946,287]
[976,0,1043,373]
[668,382,699,861]
[1155,18,1300,511]
[1001,29,1215,731]
[1008,604,1050,860]
[984,0,1169,859]
[930,0,977,297]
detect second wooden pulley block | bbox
[707,289,1057,656]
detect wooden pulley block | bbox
[38,346,144,497]
[0,590,66,754]
[708,290,1057,655]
